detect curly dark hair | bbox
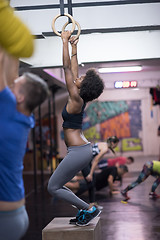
[107,136,119,145]
[79,68,104,102]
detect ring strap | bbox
[67,0,73,23]
[60,0,64,16]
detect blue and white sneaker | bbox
[76,206,101,226]
[69,209,83,225]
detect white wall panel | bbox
[11,0,60,7]
[11,0,126,6]
[13,3,160,35]
[21,31,160,67]
[15,9,60,34]
[73,3,160,30]
[79,31,160,63]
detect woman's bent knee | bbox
[47,180,57,196]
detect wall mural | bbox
[83,100,143,153]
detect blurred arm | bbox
[0,0,34,58]
[86,150,106,182]
[61,31,82,106]
[70,37,79,80]
[0,47,19,91]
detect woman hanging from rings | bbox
[47,30,104,226]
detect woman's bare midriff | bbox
[0,198,25,211]
[63,128,88,147]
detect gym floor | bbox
[22,156,160,240]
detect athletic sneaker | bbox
[76,206,101,226]
[149,192,160,199]
[89,202,103,211]
[121,190,130,201]
[97,205,103,210]
[69,209,83,225]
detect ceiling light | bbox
[98,66,142,73]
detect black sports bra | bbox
[62,102,86,129]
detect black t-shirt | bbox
[95,167,118,191]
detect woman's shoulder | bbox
[98,142,108,149]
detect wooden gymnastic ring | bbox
[52,13,76,37]
[62,20,81,40]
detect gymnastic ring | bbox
[52,13,76,37]
[62,20,81,40]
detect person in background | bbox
[121,160,160,201]
[94,165,128,195]
[98,156,134,169]
[0,49,49,240]
[80,136,119,204]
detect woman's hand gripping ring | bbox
[62,20,81,40]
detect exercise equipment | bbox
[52,13,76,37]
[52,0,81,40]
[62,20,81,40]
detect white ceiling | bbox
[11,0,160,89]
